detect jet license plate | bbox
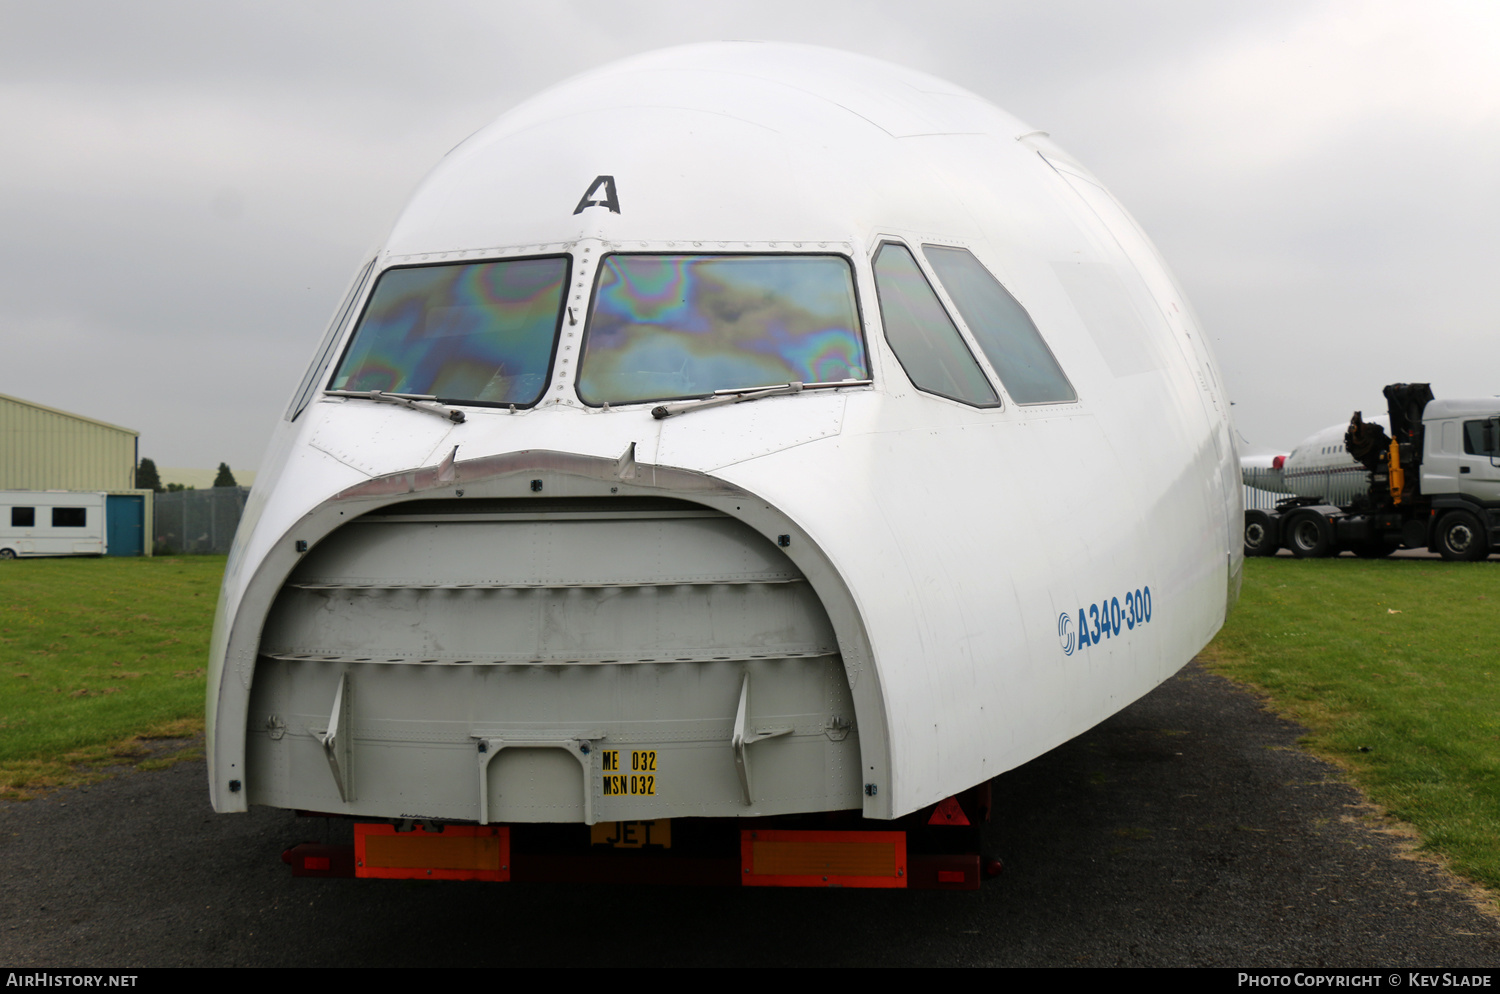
[590,820,672,849]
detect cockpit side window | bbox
[872,243,998,408]
[923,245,1077,405]
[329,255,569,408]
[287,258,374,422]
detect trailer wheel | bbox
[1244,511,1277,557]
[1435,510,1488,562]
[1286,513,1333,558]
[0,548,15,560]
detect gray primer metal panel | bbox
[245,500,861,821]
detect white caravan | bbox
[207,44,1242,889]
[0,491,107,559]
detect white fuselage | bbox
[1242,418,1385,504]
[206,44,1242,824]
[1283,420,1381,504]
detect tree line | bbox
[134,459,238,492]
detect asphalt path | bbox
[4,662,1498,968]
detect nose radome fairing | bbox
[210,43,1239,831]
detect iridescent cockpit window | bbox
[329,256,568,407]
[577,255,867,406]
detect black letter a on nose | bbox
[573,175,621,215]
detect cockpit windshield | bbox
[576,255,867,406]
[329,256,568,407]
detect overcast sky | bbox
[3,1,1497,472]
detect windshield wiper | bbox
[326,390,466,424]
[650,379,872,420]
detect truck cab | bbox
[1421,401,1500,505]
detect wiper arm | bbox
[651,379,871,420]
[326,390,466,424]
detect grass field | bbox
[0,555,225,797]
[1202,555,1500,896]
[2,553,1497,897]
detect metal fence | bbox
[1243,486,1294,511]
[152,486,250,555]
[146,484,1296,551]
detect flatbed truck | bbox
[1244,384,1500,561]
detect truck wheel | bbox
[1286,513,1333,558]
[1244,511,1277,557]
[0,548,15,560]
[1435,511,1489,562]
